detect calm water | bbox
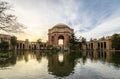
[0,50,120,79]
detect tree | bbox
[68,34,83,50]
[90,38,93,42]
[81,37,86,44]
[0,41,9,50]
[0,1,25,33]
[37,38,42,43]
[11,36,17,50]
[101,36,105,40]
[111,34,120,50]
[69,34,77,44]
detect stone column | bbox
[88,43,90,50]
[48,35,51,45]
[8,40,11,50]
[87,44,89,50]
[21,43,23,49]
[82,44,86,50]
[54,35,58,46]
[52,36,55,45]
[25,39,29,50]
[93,40,98,50]
[106,40,112,50]
[63,35,68,48]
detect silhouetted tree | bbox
[0,1,25,33]
[11,36,17,50]
[0,41,9,50]
[90,38,93,42]
[37,38,42,43]
[81,37,86,44]
[111,34,120,50]
[101,36,105,40]
[68,34,85,50]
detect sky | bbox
[2,0,120,42]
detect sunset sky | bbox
[3,0,120,42]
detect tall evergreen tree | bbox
[11,36,17,50]
[111,34,120,50]
[0,41,9,50]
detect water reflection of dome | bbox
[58,53,63,62]
[48,52,74,77]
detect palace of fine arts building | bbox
[0,23,113,51]
[0,0,120,79]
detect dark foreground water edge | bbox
[0,50,120,79]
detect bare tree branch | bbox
[0,1,26,33]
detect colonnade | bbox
[83,39,112,50]
[16,40,46,50]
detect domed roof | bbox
[48,23,74,34]
[52,23,70,29]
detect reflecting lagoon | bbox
[0,50,120,79]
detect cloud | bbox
[74,0,120,40]
[3,0,120,42]
[76,17,120,40]
[3,0,82,41]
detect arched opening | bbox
[29,46,31,49]
[59,39,63,45]
[58,35,64,49]
[34,45,36,50]
[104,42,106,49]
[101,42,103,48]
[91,43,93,49]
[20,43,22,49]
[32,44,34,49]
[58,53,64,65]
[58,53,64,62]
[98,42,100,49]
[23,44,25,49]
[17,43,19,49]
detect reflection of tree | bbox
[24,51,29,62]
[10,55,17,65]
[16,51,24,61]
[112,52,120,68]
[0,52,17,68]
[15,50,42,63]
[0,50,43,68]
[35,51,42,63]
[81,51,87,64]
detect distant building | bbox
[82,36,112,50]
[0,24,118,51]
[0,34,46,50]
[16,40,46,50]
[48,23,74,49]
